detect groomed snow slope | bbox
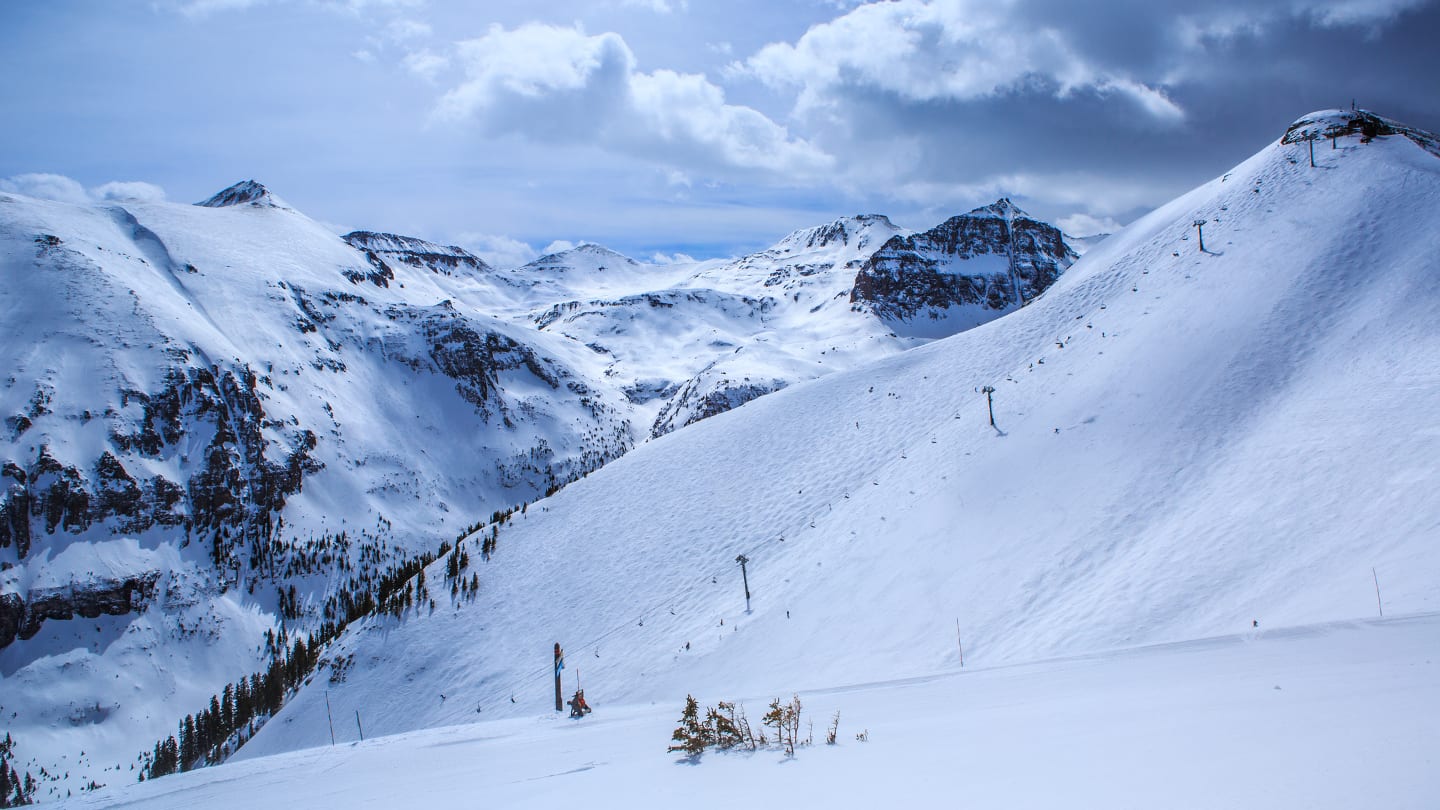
[65,614,1440,809]
[231,111,1440,762]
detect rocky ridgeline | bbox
[344,231,492,280]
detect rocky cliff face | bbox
[852,199,1076,329]
[0,572,160,647]
[0,360,321,647]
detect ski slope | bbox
[61,614,1440,809]
[218,109,1440,771]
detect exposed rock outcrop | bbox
[196,180,283,209]
[851,199,1076,326]
[0,573,161,648]
[344,231,492,278]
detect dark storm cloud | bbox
[737,0,1440,223]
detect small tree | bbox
[763,696,803,756]
[667,695,710,758]
[708,702,743,750]
[762,699,786,752]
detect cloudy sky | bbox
[3,0,1437,265]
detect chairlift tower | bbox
[736,554,751,613]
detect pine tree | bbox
[708,702,743,750]
[180,715,196,770]
[667,695,710,757]
[221,684,235,737]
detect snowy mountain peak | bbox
[196,179,285,208]
[1283,109,1440,158]
[774,214,900,254]
[522,243,641,273]
[966,197,1030,222]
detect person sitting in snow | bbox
[568,689,592,718]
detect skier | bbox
[568,688,592,718]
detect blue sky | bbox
[3,0,1437,266]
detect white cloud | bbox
[455,233,538,269]
[1057,212,1123,237]
[0,173,91,203]
[0,174,167,204]
[875,170,1167,221]
[92,181,168,202]
[541,239,579,255]
[740,0,1184,122]
[387,18,432,41]
[435,23,833,178]
[649,251,695,264]
[403,48,449,81]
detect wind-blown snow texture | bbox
[0,172,1073,795]
[196,108,1440,799]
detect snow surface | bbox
[60,614,1440,809]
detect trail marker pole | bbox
[981,386,996,427]
[355,710,365,741]
[1372,568,1384,617]
[1308,135,1316,167]
[956,619,964,668]
[554,643,565,712]
[324,690,336,746]
[1193,219,1208,253]
[736,554,752,613]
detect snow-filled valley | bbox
[4,108,1440,806]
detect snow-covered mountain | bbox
[205,108,1438,786]
[853,198,1076,336]
[532,207,1073,437]
[0,174,1077,798]
[0,183,637,797]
